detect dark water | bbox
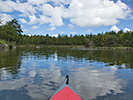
[0,47,133,100]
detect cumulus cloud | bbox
[67,0,131,27]
[109,25,120,32]
[123,28,130,32]
[40,4,64,26]
[27,34,31,37]
[27,0,46,5]
[60,32,65,35]
[23,29,29,32]
[0,1,13,12]
[48,26,56,31]
[0,0,37,17]
[70,31,76,34]
[27,0,71,5]
[86,29,92,33]
[0,0,131,30]
[129,16,133,19]
[52,34,58,38]
[68,24,75,30]
[19,18,27,23]
[39,15,51,25]
[31,25,39,29]
[29,15,39,24]
[0,14,12,24]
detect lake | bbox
[0,47,133,100]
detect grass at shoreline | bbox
[16,44,83,48]
[1,39,132,50]
[16,44,133,50]
[96,46,133,50]
[0,39,8,45]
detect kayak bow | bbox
[50,75,81,100]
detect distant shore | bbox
[16,44,133,50]
[1,38,133,50]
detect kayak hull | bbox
[50,85,81,100]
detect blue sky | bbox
[0,0,133,36]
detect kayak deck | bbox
[50,85,81,100]
[50,75,81,100]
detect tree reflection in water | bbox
[0,48,133,100]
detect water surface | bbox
[0,47,133,100]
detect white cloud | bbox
[123,28,130,32]
[109,25,120,32]
[39,15,51,25]
[27,0,70,5]
[23,29,29,32]
[70,31,76,34]
[0,1,13,12]
[86,29,92,33]
[19,18,27,23]
[66,0,131,27]
[68,24,75,30]
[31,25,39,29]
[60,32,64,34]
[40,4,64,27]
[0,0,131,30]
[35,4,65,27]
[16,3,36,16]
[39,4,54,16]
[48,27,56,31]
[52,34,58,38]
[51,6,64,26]
[27,34,31,37]
[0,14,12,24]
[129,16,133,19]
[27,0,46,5]
[1,0,37,17]
[29,15,38,24]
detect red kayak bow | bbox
[50,75,81,100]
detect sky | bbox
[0,0,133,36]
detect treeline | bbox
[17,34,90,45]
[0,19,133,47]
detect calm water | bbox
[0,47,133,100]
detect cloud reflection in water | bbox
[0,61,126,100]
[70,66,125,100]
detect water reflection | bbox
[0,49,22,80]
[0,48,133,100]
[0,62,126,100]
[70,66,125,100]
[0,62,62,100]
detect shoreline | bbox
[16,45,133,50]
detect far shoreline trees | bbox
[0,19,133,47]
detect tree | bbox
[120,33,125,44]
[0,19,23,42]
[106,35,118,46]
[93,34,102,46]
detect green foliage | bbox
[14,31,133,47]
[0,19,23,43]
[0,18,133,47]
[9,42,16,48]
[0,39,8,44]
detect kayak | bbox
[50,75,81,100]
